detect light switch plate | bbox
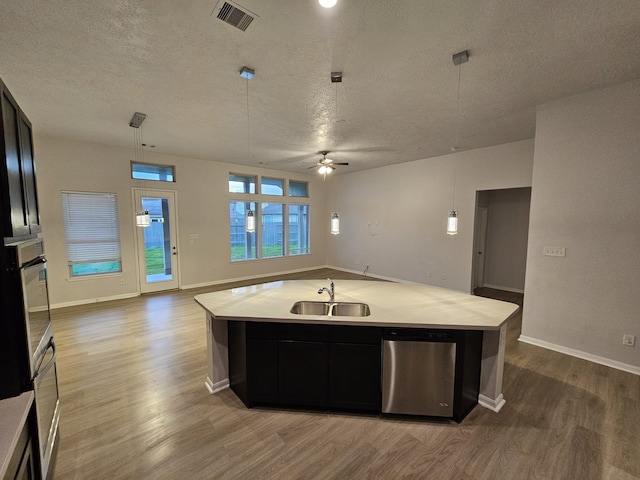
[623,334,636,347]
[543,246,566,257]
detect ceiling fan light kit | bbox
[319,0,337,8]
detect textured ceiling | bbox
[1,0,639,174]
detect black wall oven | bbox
[1,237,60,479]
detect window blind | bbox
[61,192,122,265]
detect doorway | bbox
[133,188,179,294]
[472,188,531,294]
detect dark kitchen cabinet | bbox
[246,337,278,404]
[0,78,41,242]
[278,340,328,407]
[328,326,381,412]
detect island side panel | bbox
[478,323,507,412]
[205,313,230,394]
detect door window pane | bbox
[261,177,284,195]
[289,204,309,255]
[261,203,284,258]
[229,174,256,194]
[230,201,257,261]
[141,197,173,283]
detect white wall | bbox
[522,80,640,371]
[326,139,534,292]
[34,135,327,307]
[482,188,531,292]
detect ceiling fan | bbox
[309,151,349,174]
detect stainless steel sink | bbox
[290,301,332,315]
[290,301,370,317]
[331,302,371,317]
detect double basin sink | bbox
[290,301,370,317]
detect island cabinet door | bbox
[246,338,279,405]
[278,340,328,408]
[328,343,381,411]
[328,326,382,412]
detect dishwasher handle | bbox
[383,328,457,342]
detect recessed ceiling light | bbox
[318,0,337,8]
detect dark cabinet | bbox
[246,338,278,404]
[278,340,328,407]
[329,343,381,411]
[228,321,381,412]
[328,326,381,412]
[0,79,41,242]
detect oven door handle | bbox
[23,256,47,270]
[33,339,57,379]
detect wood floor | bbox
[50,269,640,479]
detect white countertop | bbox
[0,391,33,479]
[194,280,519,330]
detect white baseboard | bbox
[50,292,139,310]
[326,265,420,284]
[205,377,229,394]
[478,393,506,413]
[518,335,640,376]
[182,265,327,291]
[482,284,524,294]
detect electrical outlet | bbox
[543,246,566,257]
[426,271,431,277]
[442,273,447,280]
[623,334,636,347]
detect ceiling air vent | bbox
[215,1,256,31]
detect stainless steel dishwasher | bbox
[382,329,457,417]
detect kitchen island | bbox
[195,280,519,418]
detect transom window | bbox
[131,162,175,182]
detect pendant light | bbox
[329,72,342,234]
[130,112,151,228]
[330,212,340,235]
[447,50,469,236]
[246,210,255,232]
[242,66,256,232]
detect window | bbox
[131,162,175,182]
[229,201,257,261]
[261,203,284,258]
[229,174,256,194]
[261,177,284,195]
[289,180,308,197]
[289,204,309,255]
[62,192,122,277]
[228,174,311,261]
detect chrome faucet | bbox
[317,278,335,302]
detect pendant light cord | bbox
[454,60,461,150]
[452,163,457,209]
[246,78,250,162]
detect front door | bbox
[133,188,179,294]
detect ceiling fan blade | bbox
[333,162,349,166]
